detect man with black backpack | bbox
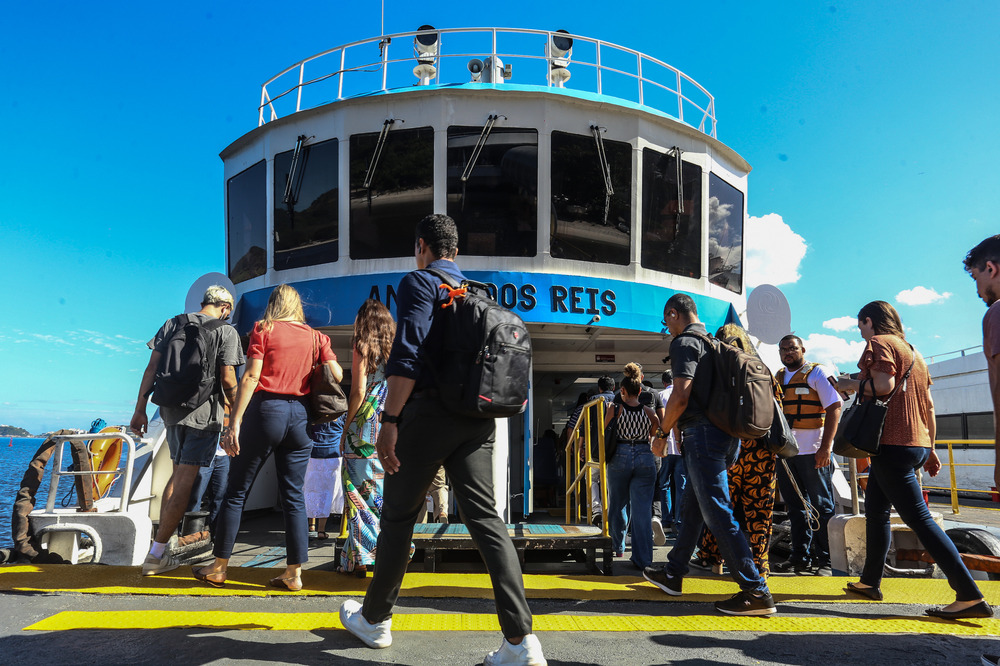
[130,285,244,576]
[642,293,776,616]
[339,215,545,666]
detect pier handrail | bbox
[925,439,996,515]
[257,27,716,138]
[43,431,138,513]
[564,397,610,537]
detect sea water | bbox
[0,437,101,548]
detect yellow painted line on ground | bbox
[24,610,1000,636]
[3,565,999,604]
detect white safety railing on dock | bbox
[44,431,139,513]
[258,27,716,138]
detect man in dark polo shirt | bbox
[642,292,775,616]
[339,214,545,665]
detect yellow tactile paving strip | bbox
[2,565,999,603]
[24,610,1000,636]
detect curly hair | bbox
[352,299,396,372]
[715,323,758,355]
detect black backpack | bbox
[151,314,227,410]
[422,267,531,419]
[680,330,774,440]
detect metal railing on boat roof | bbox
[258,27,717,138]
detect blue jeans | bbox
[214,393,314,565]
[656,454,686,529]
[861,445,982,601]
[607,441,657,568]
[187,453,230,535]
[775,453,835,565]
[666,421,768,594]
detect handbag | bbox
[832,354,914,459]
[307,330,348,425]
[603,403,621,461]
[761,397,798,458]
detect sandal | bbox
[315,532,329,540]
[192,566,226,588]
[269,575,303,591]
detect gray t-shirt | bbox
[669,322,711,429]
[149,313,245,431]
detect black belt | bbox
[622,439,649,445]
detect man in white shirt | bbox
[773,335,842,575]
[653,372,685,540]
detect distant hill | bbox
[0,425,32,437]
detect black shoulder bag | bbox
[832,352,915,459]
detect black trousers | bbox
[361,394,533,638]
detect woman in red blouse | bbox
[193,285,343,591]
[838,301,991,619]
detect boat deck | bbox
[1,501,998,664]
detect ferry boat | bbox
[222,25,749,521]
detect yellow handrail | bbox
[930,439,995,515]
[563,398,610,537]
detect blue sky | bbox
[2,1,997,434]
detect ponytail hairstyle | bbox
[858,300,906,339]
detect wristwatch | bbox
[381,413,401,425]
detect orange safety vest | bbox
[776,363,828,430]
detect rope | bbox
[780,458,821,532]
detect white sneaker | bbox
[140,550,180,576]
[652,520,666,546]
[484,634,547,666]
[340,599,392,648]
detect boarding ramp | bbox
[405,400,613,574]
[29,430,153,565]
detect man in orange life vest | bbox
[773,334,843,575]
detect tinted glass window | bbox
[967,412,994,440]
[447,126,537,257]
[227,160,267,283]
[708,173,743,293]
[350,126,434,259]
[273,138,339,270]
[935,414,963,440]
[550,131,632,265]
[640,149,702,277]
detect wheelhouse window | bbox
[550,130,632,265]
[640,148,702,278]
[227,160,267,284]
[349,126,434,259]
[708,173,744,294]
[447,126,537,257]
[273,138,339,270]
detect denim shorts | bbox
[165,425,221,467]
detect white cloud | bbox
[822,316,857,332]
[758,333,865,376]
[895,286,952,306]
[745,213,807,287]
